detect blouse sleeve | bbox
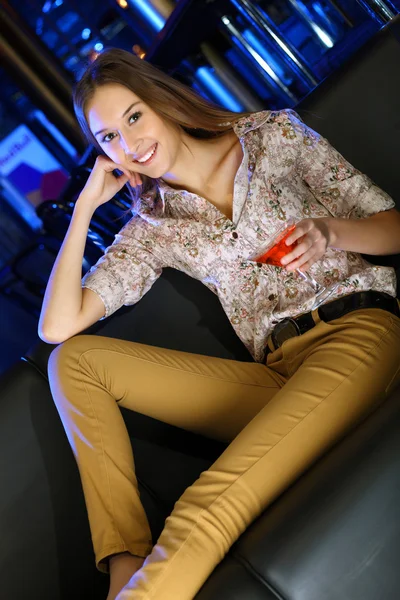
[279,108,396,219]
[81,216,163,320]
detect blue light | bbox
[196,67,243,112]
[243,29,288,82]
[55,0,63,5]
[129,0,165,32]
[42,1,51,13]
[82,28,91,40]
[226,48,270,100]
[94,42,104,52]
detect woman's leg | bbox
[114,308,400,600]
[47,335,287,574]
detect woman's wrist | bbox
[74,194,97,218]
[320,217,338,248]
[320,210,400,255]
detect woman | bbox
[40,48,400,600]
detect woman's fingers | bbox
[285,248,315,271]
[114,167,141,188]
[96,156,143,187]
[280,218,330,271]
[99,157,126,174]
[126,172,141,187]
[285,235,326,270]
[113,166,142,187]
[281,237,310,266]
[282,237,318,271]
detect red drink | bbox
[252,224,297,266]
[246,218,339,309]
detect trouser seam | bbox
[97,542,153,573]
[98,542,152,558]
[98,541,153,553]
[76,347,278,389]
[78,357,126,551]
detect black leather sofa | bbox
[1,16,400,600]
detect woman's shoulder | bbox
[233,108,303,137]
[233,110,271,137]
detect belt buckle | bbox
[271,318,301,349]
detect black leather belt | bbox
[268,291,400,353]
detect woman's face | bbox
[87,83,181,177]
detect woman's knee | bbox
[47,334,96,382]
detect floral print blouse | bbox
[82,109,397,363]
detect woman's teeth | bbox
[135,144,157,164]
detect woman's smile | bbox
[133,142,158,166]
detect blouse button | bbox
[232,231,238,239]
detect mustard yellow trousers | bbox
[47,304,400,600]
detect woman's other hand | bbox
[77,155,142,211]
[280,218,331,271]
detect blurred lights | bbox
[36,17,44,35]
[132,44,146,59]
[243,29,288,82]
[42,0,63,14]
[133,0,165,31]
[117,0,128,8]
[82,28,91,40]
[313,26,334,48]
[196,67,243,112]
[94,42,104,52]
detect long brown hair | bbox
[73,47,252,213]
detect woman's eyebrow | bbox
[94,101,141,136]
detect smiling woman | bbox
[73,48,252,212]
[41,46,400,600]
[86,84,173,184]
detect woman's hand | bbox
[280,218,331,271]
[77,155,142,211]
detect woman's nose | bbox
[120,134,141,158]
[119,134,132,155]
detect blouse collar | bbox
[145,110,272,216]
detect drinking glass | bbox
[245,217,339,309]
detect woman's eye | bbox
[129,111,141,124]
[102,132,115,143]
[101,112,141,143]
